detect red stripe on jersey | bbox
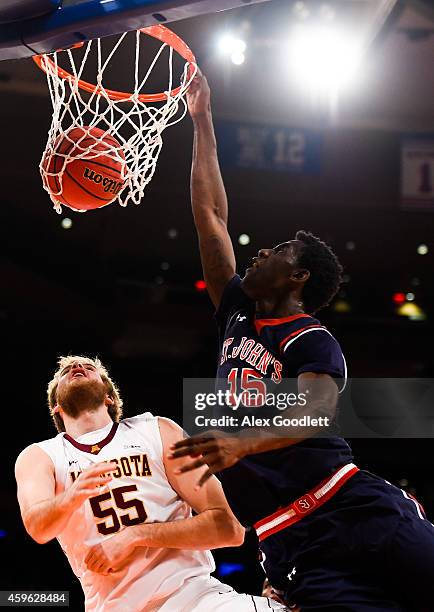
[407,492,426,517]
[254,313,311,335]
[279,324,325,352]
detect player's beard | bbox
[57,378,107,419]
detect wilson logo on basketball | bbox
[83,167,124,195]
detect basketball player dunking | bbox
[170,72,434,610]
[15,356,289,612]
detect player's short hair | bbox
[47,355,123,433]
[295,230,343,315]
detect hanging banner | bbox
[216,120,322,174]
[401,136,434,210]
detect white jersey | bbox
[36,412,214,612]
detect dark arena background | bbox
[1,0,434,608]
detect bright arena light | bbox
[61,217,72,229]
[231,51,246,66]
[319,4,335,21]
[219,34,247,57]
[238,233,250,246]
[288,26,363,93]
[397,301,426,321]
[417,244,428,255]
[293,1,310,20]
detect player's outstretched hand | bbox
[186,70,211,120]
[63,461,117,510]
[85,529,134,575]
[262,579,289,607]
[168,430,250,488]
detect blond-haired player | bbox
[15,356,288,612]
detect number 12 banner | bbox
[216,120,322,175]
[401,135,434,210]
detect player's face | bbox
[56,359,108,418]
[241,240,304,298]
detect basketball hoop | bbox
[33,25,197,212]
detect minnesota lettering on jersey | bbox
[70,454,152,482]
[220,336,283,383]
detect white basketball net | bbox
[38,28,197,213]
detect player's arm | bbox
[126,417,244,549]
[15,444,115,544]
[168,373,338,486]
[84,418,245,575]
[188,72,236,307]
[238,371,338,453]
[156,416,244,547]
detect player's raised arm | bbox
[15,444,116,544]
[187,72,236,307]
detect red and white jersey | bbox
[36,413,214,612]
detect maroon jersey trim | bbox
[64,422,119,455]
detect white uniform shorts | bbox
[146,576,289,611]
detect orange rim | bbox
[32,24,197,102]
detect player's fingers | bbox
[84,549,95,564]
[175,448,226,474]
[168,442,218,459]
[80,487,110,498]
[78,467,116,486]
[174,457,207,474]
[84,473,113,483]
[79,476,112,489]
[90,559,107,574]
[167,447,189,459]
[170,435,214,450]
[85,545,104,564]
[196,468,214,489]
[81,474,113,484]
[88,550,106,568]
[85,461,117,474]
[85,558,101,572]
[96,561,109,573]
[189,69,203,87]
[170,438,198,450]
[188,75,200,90]
[194,451,233,488]
[193,452,230,474]
[85,556,99,571]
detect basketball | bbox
[42,126,126,211]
